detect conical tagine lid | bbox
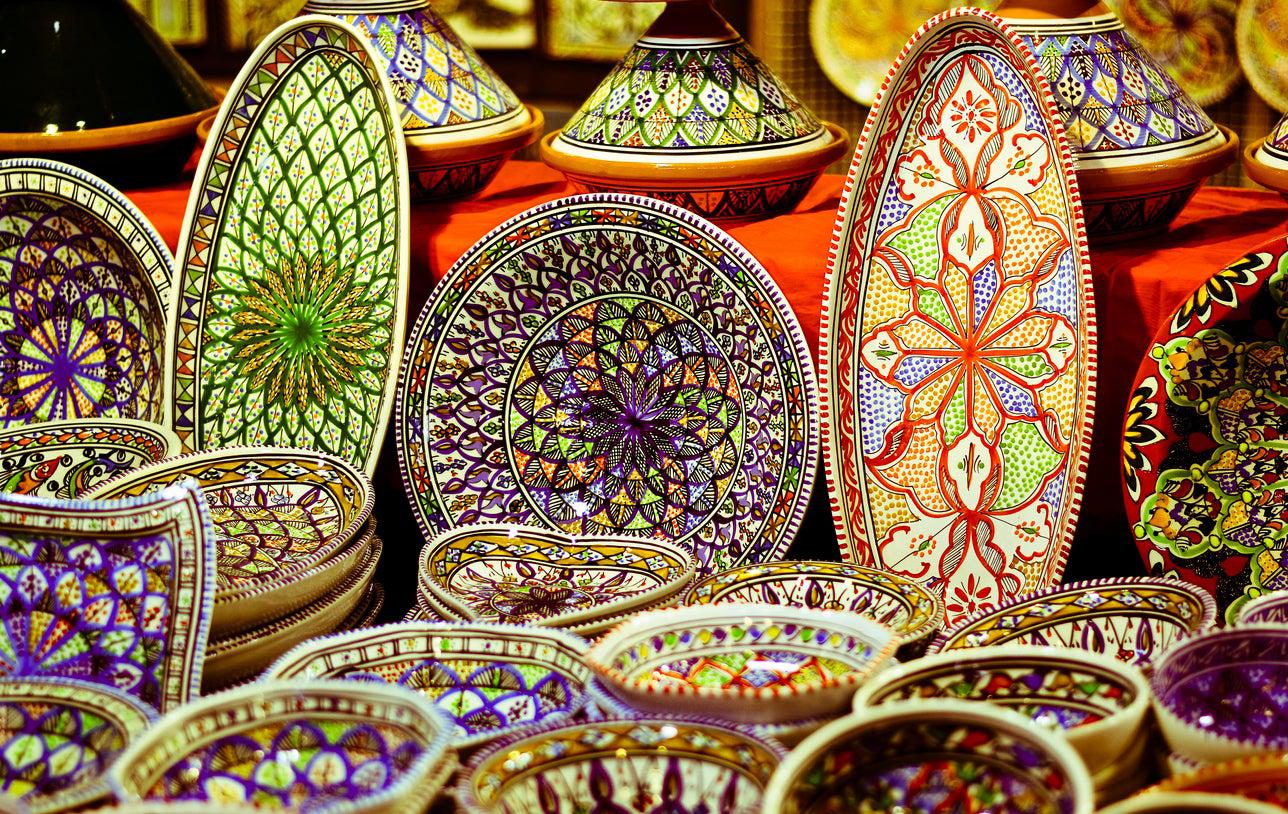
[1244,109,1288,194]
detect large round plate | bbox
[1238,0,1288,111]
[0,159,174,426]
[1107,0,1239,107]
[1121,238,1288,623]
[397,193,817,574]
[820,9,1095,627]
[169,15,409,475]
[0,419,177,499]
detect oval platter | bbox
[0,419,177,499]
[397,193,818,575]
[0,158,174,427]
[168,15,409,476]
[819,8,1095,627]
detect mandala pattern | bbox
[172,20,407,475]
[1107,0,1239,106]
[399,196,816,574]
[0,420,175,499]
[545,0,662,61]
[1237,0,1288,112]
[823,12,1094,627]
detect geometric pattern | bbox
[1108,0,1239,106]
[652,651,853,691]
[0,420,174,499]
[171,20,406,475]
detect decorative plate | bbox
[1238,0,1288,112]
[682,560,944,650]
[456,716,786,814]
[764,700,1094,814]
[586,603,899,725]
[109,680,455,814]
[820,8,1095,627]
[544,0,662,61]
[0,677,155,814]
[1106,0,1239,106]
[1236,590,1288,625]
[1157,755,1288,806]
[265,622,592,748]
[170,15,409,475]
[0,419,177,499]
[1101,792,1287,814]
[928,577,1218,666]
[397,193,817,574]
[84,447,374,636]
[1120,238,1288,623]
[852,645,1151,776]
[0,485,215,712]
[0,159,174,426]
[416,525,695,636]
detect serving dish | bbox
[1100,791,1287,813]
[1107,0,1239,106]
[1237,0,1288,111]
[1156,754,1288,806]
[0,419,176,499]
[1236,591,1288,625]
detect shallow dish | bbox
[1236,591,1288,625]
[0,419,177,499]
[342,581,384,632]
[586,603,898,725]
[1156,754,1288,805]
[1100,791,1286,813]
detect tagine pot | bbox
[998,0,1236,243]
[1243,112,1288,202]
[301,0,542,200]
[541,0,849,222]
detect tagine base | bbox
[1243,137,1288,204]
[405,104,544,201]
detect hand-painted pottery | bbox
[819,8,1095,628]
[0,486,215,712]
[416,525,695,636]
[852,645,1151,776]
[1151,627,1288,765]
[0,419,177,499]
[585,604,899,725]
[398,195,817,575]
[0,677,154,814]
[0,159,174,427]
[544,0,662,61]
[999,0,1237,242]
[1237,0,1288,112]
[763,701,1094,814]
[110,680,455,814]
[84,447,374,637]
[343,581,384,631]
[1156,755,1288,805]
[1243,113,1288,200]
[682,560,944,652]
[1120,238,1288,624]
[1106,0,1239,105]
[170,15,409,477]
[456,716,786,814]
[300,0,543,200]
[1236,590,1288,625]
[265,622,592,749]
[540,1,848,222]
[1101,792,1287,813]
[928,577,1218,666]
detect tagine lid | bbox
[1245,111,1288,193]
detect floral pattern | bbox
[0,420,174,499]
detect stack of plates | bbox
[85,446,383,689]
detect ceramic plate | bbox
[820,9,1095,627]
[0,159,174,426]
[1238,0,1288,111]
[0,419,177,499]
[1237,590,1288,625]
[1107,0,1239,106]
[544,0,662,60]
[1158,755,1288,805]
[170,15,408,475]
[1100,792,1287,814]
[1121,237,1288,623]
[398,194,817,574]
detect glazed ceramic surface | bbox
[457,716,785,814]
[0,159,174,426]
[1099,791,1286,813]
[1236,590,1288,625]
[1106,0,1239,106]
[1237,0,1288,112]
[821,9,1094,627]
[1121,237,1288,623]
[545,0,662,60]
[682,560,943,648]
[586,604,898,724]
[398,194,817,574]
[763,701,1094,814]
[417,525,695,635]
[170,16,408,475]
[110,680,455,814]
[929,577,1217,666]
[265,622,592,748]
[1158,755,1288,806]
[1246,112,1288,195]
[0,419,176,499]
[0,486,215,712]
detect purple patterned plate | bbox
[396,193,818,575]
[1236,590,1288,625]
[0,419,177,499]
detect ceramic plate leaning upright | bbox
[1238,0,1288,111]
[819,8,1095,629]
[0,419,178,499]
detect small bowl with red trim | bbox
[584,603,899,725]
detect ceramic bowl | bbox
[110,680,455,814]
[1100,792,1286,813]
[929,577,1218,667]
[1152,626,1288,764]
[344,581,385,631]
[456,716,786,814]
[853,645,1151,776]
[417,524,696,636]
[0,677,154,814]
[1156,754,1288,805]
[1236,590,1288,625]
[586,603,899,725]
[763,700,1094,814]
[265,622,593,749]
[0,419,177,499]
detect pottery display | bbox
[1242,113,1288,198]
[1100,792,1287,813]
[0,419,177,499]
[456,716,786,814]
[1121,237,1288,623]
[763,701,1094,814]
[1107,0,1240,105]
[301,0,543,200]
[540,1,847,221]
[820,8,1094,628]
[170,15,408,476]
[544,0,662,60]
[1156,754,1288,805]
[1236,590,1288,625]
[1237,0,1288,111]
[397,194,817,575]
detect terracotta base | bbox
[405,103,543,201]
[1243,137,1288,204]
